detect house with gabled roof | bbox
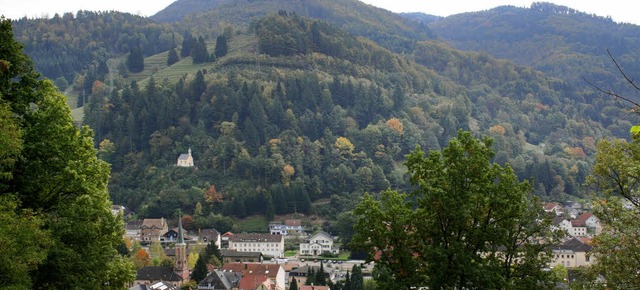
[543,202,562,216]
[130,281,178,290]
[238,274,276,290]
[550,237,595,268]
[574,212,601,235]
[198,269,242,290]
[140,218,168,242]
[300,231,338,256]
[199,228,221,247]
[551,216,572,234]
[134,266,182,287]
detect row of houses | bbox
[544,202,601,237]
[542,202,601,269]
[125,218,222,247]
[135,259,332,290]
[126,218,339,258]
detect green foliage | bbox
[0,196,51,289]
[167,47,180,66]
[11,11,175,82]
[191,36,209,64]
[127,46,145,72]
[214,35,228,58]
[191,254,208,283]
[290,277,299,290]
[0,18,134,289]
[12,1,633,251]
[176,0,434,53]
[349,265,364,290]
[352,131,560,289]
[204,241,222,266]
[586,138,640,288]
[0,102,22,184]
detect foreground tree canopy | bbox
[0,17,133,289]
[584,135,640,289]
[352,130,560,289]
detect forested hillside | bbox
[424,2,640,95]
[11,11,176,90]
[9,0,634,234]
[167,0,436,53]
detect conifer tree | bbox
[126,46,144,72]
[167,47,179,66]
[192,36,209,64]
[290,277,299,290]
[214,35,228,58]
[191,255,208,283]
[350,265,364,290]
[181,32,195,57]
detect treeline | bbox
[255,11,398,71]
[12,11,177,83]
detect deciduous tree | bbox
[587,137,640,288]
[352,130,559,289]
[0,17,134,289]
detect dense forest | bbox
[9,0,639,235]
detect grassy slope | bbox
[129,35,259,85]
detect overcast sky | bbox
[0,0,637,25]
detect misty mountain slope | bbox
[421,2,640,92]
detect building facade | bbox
[177,148,194,167]
[228,233,284,258]
[140,218,168,242]
[300,231,338,256]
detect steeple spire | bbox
[178,211,185,245]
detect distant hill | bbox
[171,0,436,53]
[151,0,233,23]
[422,2,640,91]
[399,12,441,25]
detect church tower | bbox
[174,213,189,281]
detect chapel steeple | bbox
[174,212,189,281]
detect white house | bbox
[570,219,588,237]
[228,233,284,258]
[552,216,572,234]
[573,212,601,236]
[300,231,339,256]
[177,148,194,167]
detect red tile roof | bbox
[238,274,269,290]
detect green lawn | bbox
[285,250,298,257]
[234,215,269,233]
